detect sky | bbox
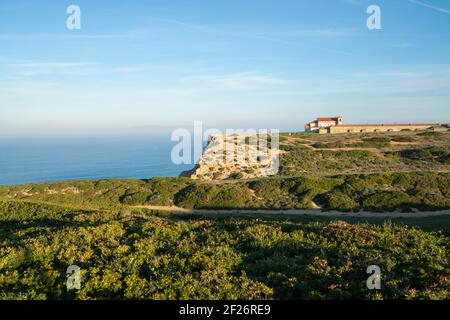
[0,0,449,137]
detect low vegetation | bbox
[0,201,448,300]
[1,172,449,212]
[312,137,391,149]
[395,147,449,165]
[280,130,449,176]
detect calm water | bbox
[0,136,195,186]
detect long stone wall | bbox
[322,124,438,134]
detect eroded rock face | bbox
[182,134,280,180]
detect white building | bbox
[305,116,343,132]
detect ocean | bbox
[0,136,195,186]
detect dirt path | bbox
[133,205,450,218]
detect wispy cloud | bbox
[0,30,147,40]
[290,65,450,96]
[184,72,286,90]
[7,61,96,77]
[11,62,94,68]
[148,17,354,56]
[5,60,147,78]
[0,81,62,100]
[267,28,355,38]
[151,16,354,38]
[407,0,450,14]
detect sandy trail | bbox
[133,205,450,218]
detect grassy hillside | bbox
[279,131,450,176]
[1,172,448,212]
[0,200,449,300]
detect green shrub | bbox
[319,191,359,211]
[312,142,345,149]
[120,192,151,205]
[174,184,253,209]
[362,191,411,211]
[398,147,448,164]
[391,136,416,143]
[418,131,443,138]
[0,201,77,222]
[363,137,391,143]
[143,177,192,206]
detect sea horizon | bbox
[0,135,195,186]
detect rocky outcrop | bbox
[182,134,280,180]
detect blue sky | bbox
[0,0,449,136]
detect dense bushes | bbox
[242,220,449,300]
[120,178,191,206]
[0,201,448,300]
[120,191,152,205]
[320,173,450,212]
[319,192,358,211]
[280,131,449,176]
[247,173,449,212]
[0,178,191,209]
[391,136,416,143]
[143,177,192,205]
[397,147,449,164]
[362,191,412,211]
[1,173,449,212]
[279,148,388,176]
[175,172,450,212]
[247,177,335,209]
[0,201,76,222]
[174,184,254,209]
[312,142,345,149]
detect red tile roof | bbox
[317,117,338,122]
